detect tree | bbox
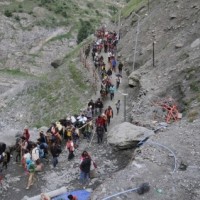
[77,20,94,44]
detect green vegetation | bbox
[28,39,93,126]
[0,0,126,127]
[4,10,13,17]
[188,110,198,122]
[77,20,95,44]
[48,32,72,43]
[87,2,94,8]
[68,62,87,90]
[121,0,146,18]
[14,15,20,21]
[0,69,33,77]
[108,5,118,15]
[190,81,200,92]
[197,94,200,102]
[29,69,86,126]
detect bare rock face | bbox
[191,38,200,48]
[107,122,154,150]
[128,71,141,87]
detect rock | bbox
[68,40,76,48]
[33,7,49,18]
[128,72,141,87]
[175,43,184,48]
[51,59,63,68]
[137,183,150,195]
[107,122,154,150]
[179,161,188,171]
[170,14,177,19]
[191,38,200,48]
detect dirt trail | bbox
[0,34,131,200]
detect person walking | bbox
[50,142,61,168]
[96,125,105,144]
[31,143,40,163]
[116,76,121,89]
[105,106,113,126]
[118,61,123,75]
[109,85,115,101]
[66,138,75,161]
[23,128,30,142]
[95,98,103,115]
[101,113,107,132]
[115,100,121,114]
[88,99,95,116]
[79,153,91,186]
[26,159,36,189]
[111,57,117,72]
[85,121,93,142]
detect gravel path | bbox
[0,37,131,200]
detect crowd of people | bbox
[0,27,124,199]
[90,27,124,102]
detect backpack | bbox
[27,141,34,151]
[56,145,62,155]
[96,126,103,135]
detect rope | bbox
[146,141,177,174]
[102,187,139,200]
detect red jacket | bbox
[96,117,104,126]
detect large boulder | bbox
[128,71,141,87]
[107,122,154,150]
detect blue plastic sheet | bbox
[52,189,90,200]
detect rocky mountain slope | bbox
[0,0,125,144]
[91,0,200,199]
[0,0,200,200]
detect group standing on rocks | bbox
[0,27,124,198]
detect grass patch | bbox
[29,77,84,127]
[68,62,88,90]
[0,69,33,77]
[188,110,198,122]
[190,81,200,92]
[0,0,37,14]
[48,32,72,42]
[197,94,200,102]
[122,0,146,18]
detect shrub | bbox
[18,4,23,9]
[77,20,94,44]
[15,16,20,21]
[87,2,94,8]
[190,81,199,92]
[4,10,13,17]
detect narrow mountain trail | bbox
[0,35,131,200]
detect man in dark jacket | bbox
[88,99,95,116]
[96,125,105,144]
[50,142,61,167]
[95,98,103,115]
[80,155,91,185]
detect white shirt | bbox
[77,116,87,123]
[32,147,40,161]
[24,152,31,161]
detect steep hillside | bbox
[0,0,126,142]
[122,0,199,122]
[91,0,200,199]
